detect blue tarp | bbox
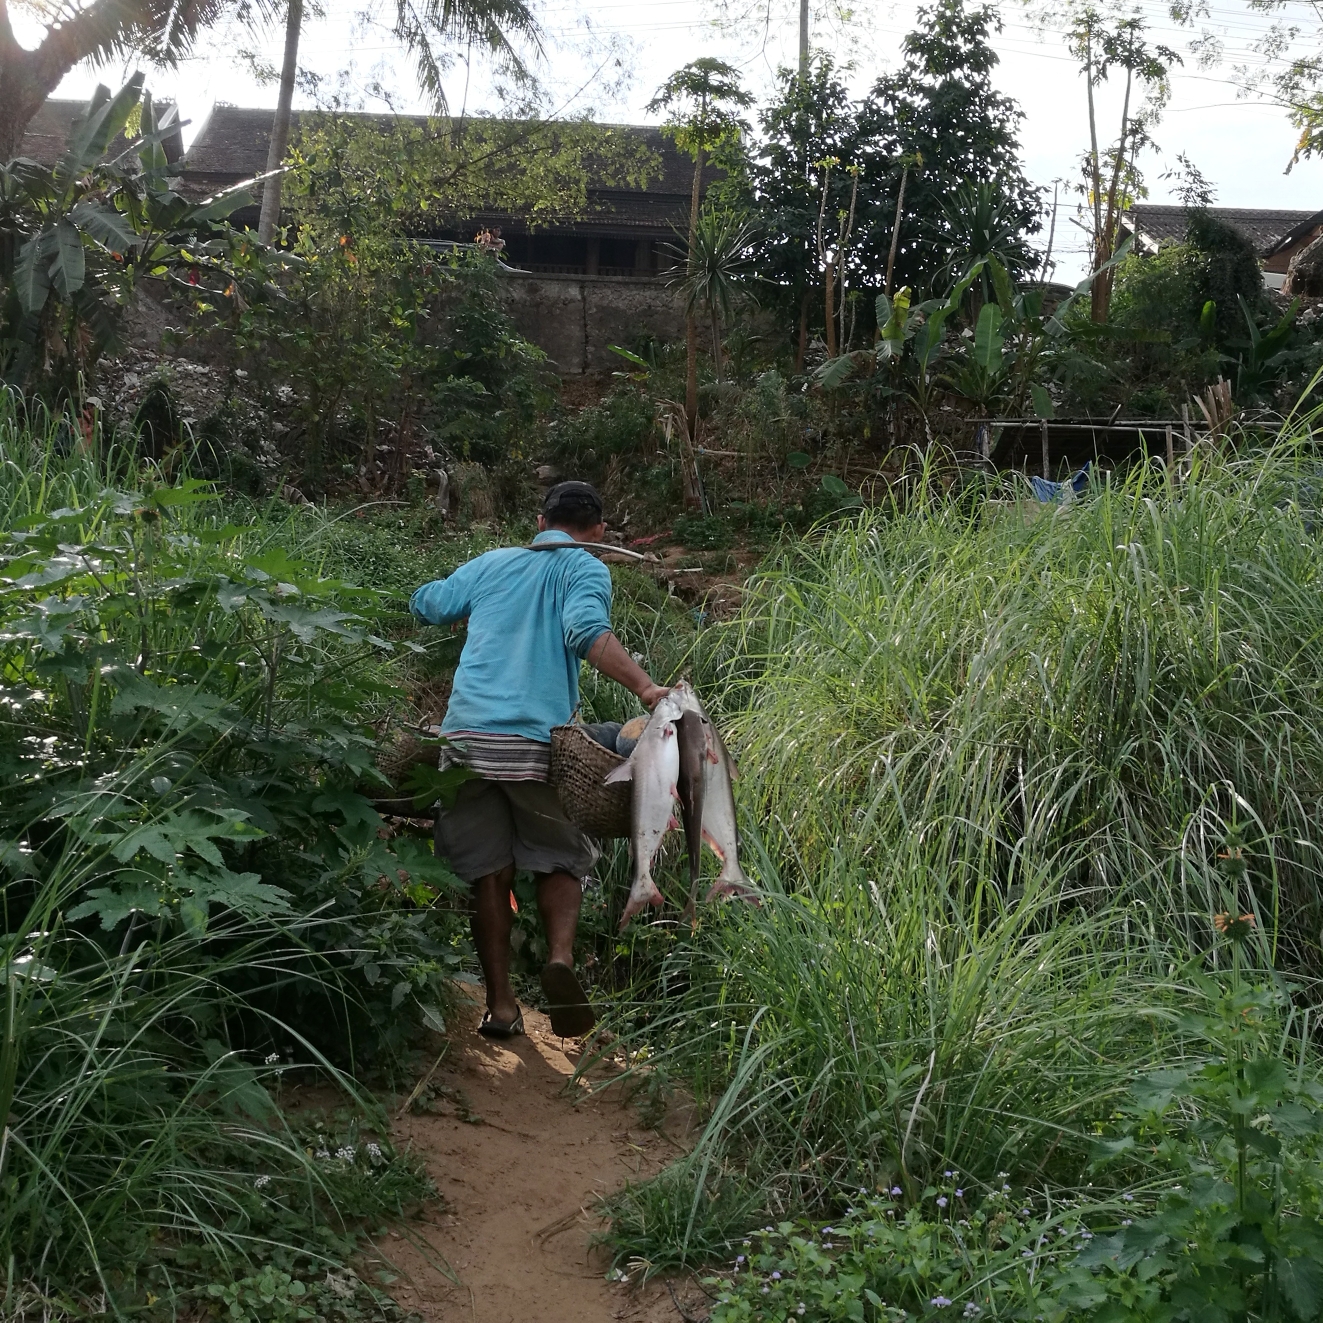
[1030,462,1091,503]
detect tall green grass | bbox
[601,438,1323,1269]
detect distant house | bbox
[20,97,702,374]
[1119,204,1320,289]
[183,106,698,278]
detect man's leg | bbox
[471,863,519,1024]
[536,870,582,968]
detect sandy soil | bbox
[375,1001,712,1323]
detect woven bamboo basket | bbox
[549,723,632,839]
[374,727,443,788]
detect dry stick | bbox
[396,1042,450,1119]
[1039,181,1060,286]
[1166,423,1175,485]
[667,1279,705,1323]
[1041,418,1050,480]
[885,165,909,296]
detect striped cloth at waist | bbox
[439,730,551,782]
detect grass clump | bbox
[599,436,1323,1281]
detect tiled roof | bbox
[20,98,185,167]
[183,106,697,234]
[1124,204,1318,255]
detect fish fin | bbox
[667,814,680,831]
[604,761,634,784]
[705,878,759,905]
[619,876,665,929]
[701,827,727,862]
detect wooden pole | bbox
[1041,420,1050,480]
[1165,423,1175,484]
[1181,403,1192,455]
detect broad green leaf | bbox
[402,762,478,811]
[1279,1257,1323,1322]
[312,789,384,829]
[988,256,1015,315]
[1031,383,1056,419]
[58,76,143,186]
[972,303,1004,373]
[179,866,292,918]
[50,219,86,298]
[203,1040,277,1121]
[70,200,137,253]
[813,354,858,390]
[786,451,811,469]
[12,234,51,314]
[608,343,650,368]
[821,474,851,498]
[69,880,170,929]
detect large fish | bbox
[671,682,709,915]
[605,691,684,929]
[700,719,754,903]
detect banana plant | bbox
[1230,294,1299,399]
[1,77,273,394]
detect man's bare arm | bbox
[586,631,669,708]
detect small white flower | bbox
[366,1142,383,1162]
[265,1052,280,1065]
[254,1174,271,1189]
[335,1145,356,1161]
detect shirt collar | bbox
[532,529,577,546]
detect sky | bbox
[16,0,1323,280]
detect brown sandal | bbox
[540,962,596,1038]
[478,1008,525,1039]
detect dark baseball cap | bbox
[541,480,604,522]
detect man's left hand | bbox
[639,683,671,709]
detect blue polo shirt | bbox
[409,529,613,741]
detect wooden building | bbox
[182,106,699,277]
[1120,204,1320,289]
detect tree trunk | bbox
[258,0,304,245]
[795,290,809,374]
[0,34,70,160]
[683,142,704,452]
[798,0,809,80]
[711,308,722,383]
[885,165,908,296]
[823,258,836,359]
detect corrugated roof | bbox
[184,106,697,234]
[1124,204,1317,255]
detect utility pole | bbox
[258,0,303,245]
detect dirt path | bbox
[379,1001,709,1323]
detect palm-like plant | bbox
[667,208,758,383]
[938,179,1033,309]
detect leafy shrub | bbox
[0,403,462,1305]
[544,385,657,484]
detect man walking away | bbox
[409,481,668,1040]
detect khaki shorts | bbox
[434,777,598,883]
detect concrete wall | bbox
[501,270,689,374]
